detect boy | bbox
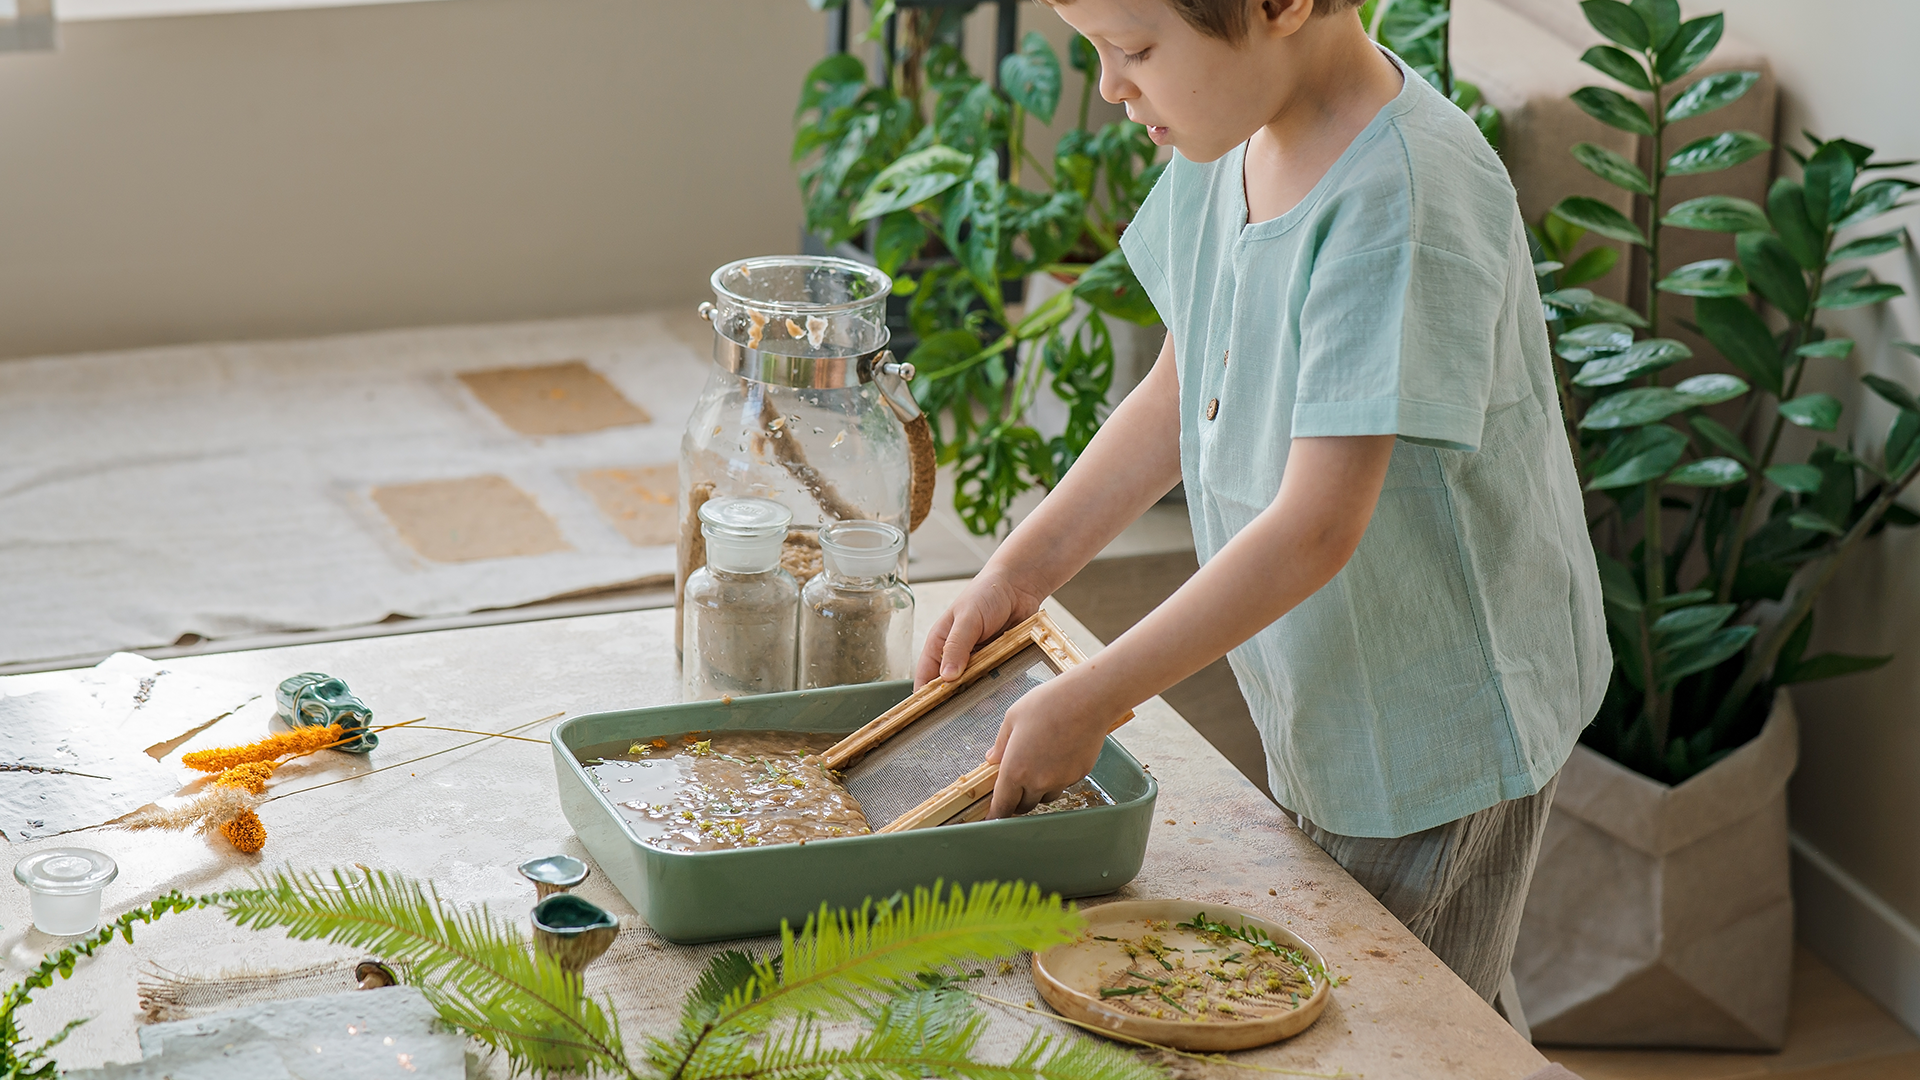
[915,0,1608,1008]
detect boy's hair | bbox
[1041,0,1365,44]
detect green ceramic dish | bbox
[550,680,1158,943]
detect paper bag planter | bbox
[1513,692,1798,1049]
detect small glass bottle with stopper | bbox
[800,520,914,689]
[683,497,799,701]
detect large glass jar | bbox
[682,497,799,701]
[800,521,914,689]
[677,256,935,654]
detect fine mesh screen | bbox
[842,644,1059,829]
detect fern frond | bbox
[646,950,763,1077]
[688,950,760,1023]
[694,997,1161,1080]
[27,1018,87,1059]
[2,1016,86,1080]
[653,882,1080,1080]
[869,977,982,1053]
[844,991,1160,1080]
[727,1014,837,1080]
[218,867,635,1079]
[735,881,1081,1024]
[649,1025,758,1080]
[999,1026,1170,1080]
[10,875,1160,1080]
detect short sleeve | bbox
[1118,159,1177,318]
[1291,242,1504,453]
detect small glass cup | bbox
[683,497,801,700]
[799,521,913,689]
[14,848,118,936]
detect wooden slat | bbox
[820,610,1055,770]
[877,761,1001,833]
[879,705,1137,832]
[829,608,1135,830]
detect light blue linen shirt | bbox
[1120,57,1608,838]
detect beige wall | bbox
[0,0,1119,362]
[0,0,827,359]
[1711,0,1920,924]
[1706,0,1920,1031]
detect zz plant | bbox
[1535,0,1920,782]
[795,7,1162,535]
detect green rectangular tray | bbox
[551,680,1158,943]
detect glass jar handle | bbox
[870,353,934,533]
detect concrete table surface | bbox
[1,580,1552,1079]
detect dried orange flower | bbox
[211,761,278,795]
[183,725,345,773]
[220,809,268,853]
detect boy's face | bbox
[1049,0,1314,164]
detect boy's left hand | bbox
[985,665,1124,818]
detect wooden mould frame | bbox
[820,609,1134,833]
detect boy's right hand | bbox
[915,336,1183,689]
[913,568,1047,687]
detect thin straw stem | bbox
[300,716,427,754]
[265,712,565,802]
[390,725,548,745]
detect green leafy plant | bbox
[7,871,1169,1080]
[1358,0,1502,147]
[795,9,1163,534]
[1534,0,1920,782]
[2,892,210,1080]
[794,1,1506,535]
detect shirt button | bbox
[1223,349,1230,366]
[1206,398,1220,421]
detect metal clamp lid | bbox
[698,301,913,390]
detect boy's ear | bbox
[1257,0,1318,39]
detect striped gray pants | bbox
[1299,775,1559,1029]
